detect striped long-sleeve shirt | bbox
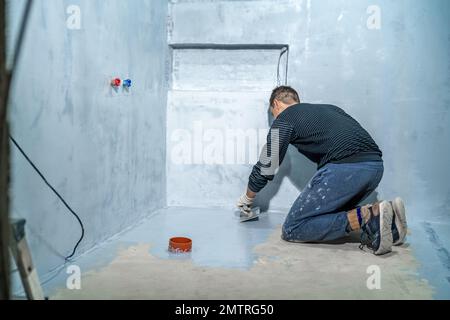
[248,103,383,193]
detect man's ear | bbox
[273,99,280,110]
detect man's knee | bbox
[281,223,308,243]
[281,222,291,241]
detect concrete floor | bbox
[30,206,449,300]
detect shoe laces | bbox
[359,231,375,251]
[358,204,378,252]
[359,227,375,252]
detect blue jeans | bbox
[282,161,384,242]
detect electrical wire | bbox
[276,46,289,86]
[285,47,289,85]
[10,0,34,72]
[9,136,84,261]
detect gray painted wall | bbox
[8,0,168,287]
[167,0,450,215]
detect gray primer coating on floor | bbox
[48,208,433,300]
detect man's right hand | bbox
[237,193,255,212]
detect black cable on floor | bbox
[9,135,84,261]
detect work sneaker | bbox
[360,201,394,255]
[390,197,407,246]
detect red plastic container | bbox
[169,237,192,253]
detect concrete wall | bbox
[7,0,168,286]
[167,0,450,215]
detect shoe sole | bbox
[375,201,394,255]
[391,197,407,246]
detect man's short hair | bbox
[269,86,300,107]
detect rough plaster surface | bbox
[51,226,433,300]
[172,48,286,91]
[7,0,169,290]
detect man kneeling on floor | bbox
[237,86,407,255]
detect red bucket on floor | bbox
[169,237,192,253]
